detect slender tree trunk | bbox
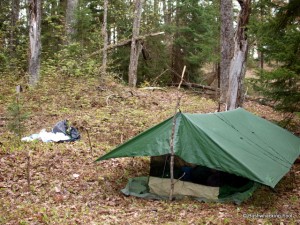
[220,0,234,106]
[163,0,172,26]
[163,0,173,83]
[172,45,185,83]
[112,27,117,44]
[9,0,20,57]
[28,0,42,86]
[259,51,264,69]
[171,0,185,84]
[154,0,158,16]
[0,4,3,55]
[128,0,144,87]
[226,0,251,110]
[102,0,108,74]
[66,0,78,43]
[59,0,67,45]
[259,3,264,69]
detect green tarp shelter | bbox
[97,108,300,201]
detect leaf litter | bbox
[0,75,299,224]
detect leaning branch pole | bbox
[169,65,186,201]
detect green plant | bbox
[0,53,8,72]
[42,42,100,78]
[6,99,30,139]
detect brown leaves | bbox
[0,139,299,224]
[53,193,65,203]
[1,75,300,224]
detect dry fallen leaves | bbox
[0,76,299,225]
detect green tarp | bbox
[97,108,300,188]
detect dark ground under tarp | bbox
[121,176,260,205]
[149,155,251,188]
[120,155,259,204]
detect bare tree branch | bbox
[86,32,164,58]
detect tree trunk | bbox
[102,0,108,75]
[128,0,144,87]
[226,0,251,110]
[220,0,234,105]
[9,0,20,57]
[172,45,185,83]
[66,0,78,42]
[258,3,264,70]
[163,0,174,83]
[163,0,172,26]
[171,0,185,84]
[28,0,42,86]
[154,0,158,16]
[259,50,264,69]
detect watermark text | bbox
[243,213,293,219]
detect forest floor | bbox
[0,73,299,225]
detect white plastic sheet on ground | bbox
[21,129,71,142]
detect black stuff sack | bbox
[52,120,80,142]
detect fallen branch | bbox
[105,94,123,106]
[151,69,169,86]
[88,32,164,58]
[172,82,219,92]
[105,91,135,106]
[139,87,165,91]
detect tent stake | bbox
[86,128,93,154]
[169,65,186,201]
[26,150,31,192]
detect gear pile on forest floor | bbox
[0,74,299,224]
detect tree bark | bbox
[226,0,251,110]
[102,0,108,75]
[220,0,234,105]
[66,0,78,42]
[28,0,42,86]
[128,0,144,87]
